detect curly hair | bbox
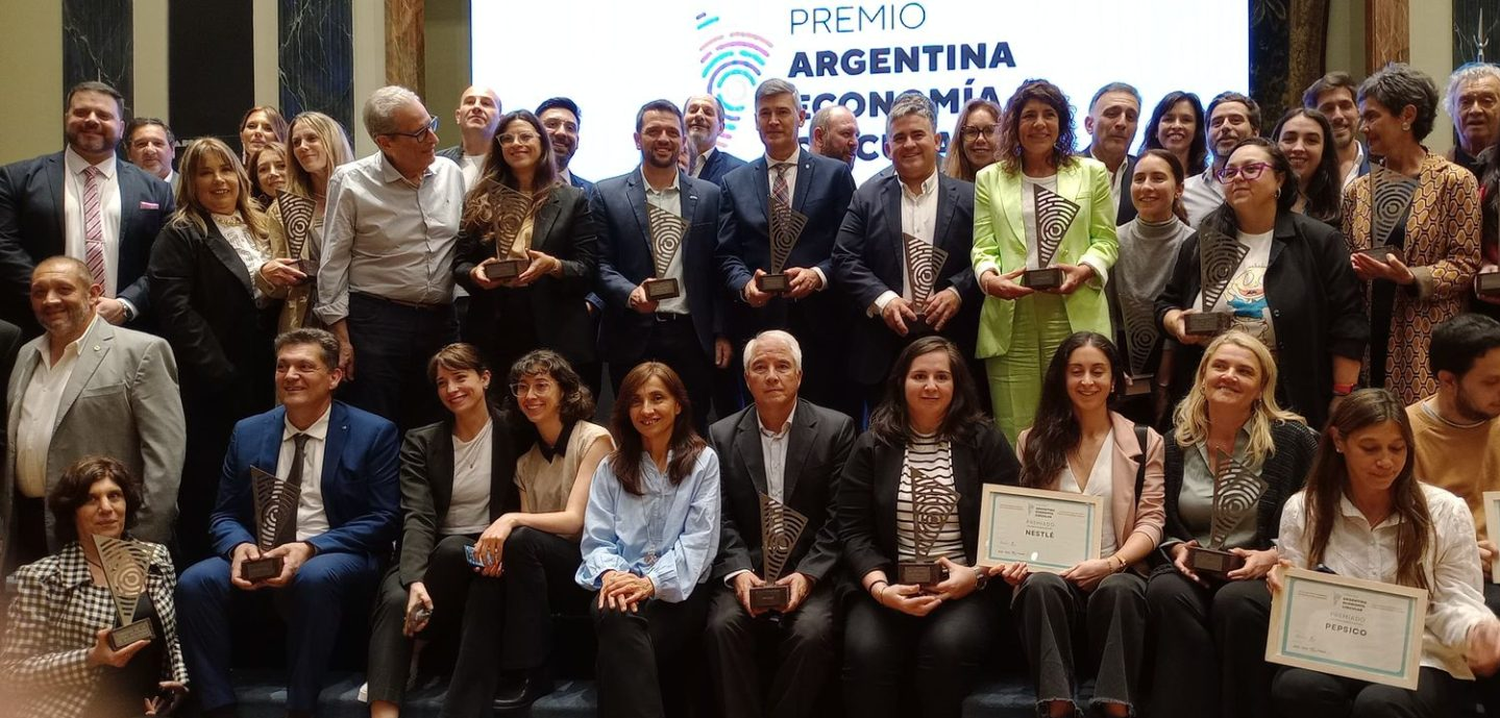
[997,79,1077,175]
[502,349,596,428]
[47,456,143,546]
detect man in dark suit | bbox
[832,92,984,418]
[717,78,859,419]
[537,97,594,194]
[704,330,856,718]
[593,99,730,427]
[1081,82,1142,225]
[436,84,502,190]
[0,81,174,333]
[176,328,400,718]
[685,94,749,185]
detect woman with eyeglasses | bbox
[1272,108,1343,226]
[1141,91,1209,177]
[943,99,1003,182]
[453,109,598,381]
[1341,63,1482,407]
[1157,137,1367,429]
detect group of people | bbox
[0,55,1498,718]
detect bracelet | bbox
[1110,555,1126,573]
[869,580,889,598]
[1333,382,1356,396]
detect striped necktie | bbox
[82,166,107,287]
[772,163,791,207]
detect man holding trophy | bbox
[703,330,857,718]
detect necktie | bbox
[82,166,107,287]
[772,164,791,207]
[275,433,311,547]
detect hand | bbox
[1468,617,1500,677]
[989,560,1030,588]
[1265,559,1292,594]
[1226,547,1279,581]
[259,258,309,287]
[932,558,978,601]
[783,266,822,299]
[469,258,506,290]
[922,288,962,331]
[331,321,355,380]
[743,270,773,308]
[145,681,187,716]
[514,250,562,286]
[474,515,514,578]
[1050,262,1096,295]
[627,284,660,314]
[229,543,267,590]
[714,337,732,369]
[1061,558,1116,592]
[601,572,655,612]
[880,297,919,337]
[732,572,767,616]
[979,268,1034,300]
[777,572,814,612]
[1481,540,1497,566]
[403,582,434,637]
[96,297,128,325]
[1350,250,1415,285]
[261,541,316,587]
[1171,541,1207,587]
[878,582,943,617]
[1163,309,1208,346]
[87,628,150,668]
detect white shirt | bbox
[642,167,689,314]
[757,405,797,504]
[212,214,270,301]
[15,316,100,497]
[1192,228,1276,350]
[691,147,718,178]
[283,405,332,541]
[458,153,486,190]
[873,171,942,315]
[442,419,493,535]
[62,147,122,297]
[1279,484,1493,679]
[1090,147,1128,218]
[1183,168,1225,229]
[1057,429,1118,557]
[558,168,575,187]
[1341,143,1367,190]
[762,148,829,291]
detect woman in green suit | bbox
[972,79,1119,442]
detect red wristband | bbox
[1333,383,1355,396]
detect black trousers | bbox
[1478,582,1500,715]
[1013,571,1147,713]
[366,534,476,705]
[841,589,997,718]
[1272,665,1454,718]
[343,292,457,432]
[610,314,713,432]
[592,585,711,718]
[702,579,838,718]
[1146,571,1274,718]
[4,494,46,574]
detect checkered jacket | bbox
[0,540,188,718]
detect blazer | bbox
[209,401,400,558]
[1079,149,1139,225]
[831,171,982,385]
[709,399,857,583]
[265,193,320,332]
[1154,212,1368,428]
[0,541,188,718]
[697,149,748,186]
[971,158,1119,358]
[837,422,1020,580]
[2,320,185,562]
[436,146,465,164]
[568,172,596,197]
[453,183,599,365]
[0,151,174,331]
[1016,412,1166,566]
[593,168,725,365]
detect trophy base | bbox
[645,277,681,301]
[1023,268,1064,290]
[1184,311,1232,337]
[1187,546,1244,579]
[756,273,789,293]
[108,618,156,649]
[748,584,791,611]
[483,258,529,280]
[905,313,936,336]
[1476,272,1500,297]
[240,556,284,582]
[1356,245,1399,262]
[896,561,947,587]
[293,258,316,285]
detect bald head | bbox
[811,105,859,167]
[31,256,100,341]
[455,85,503,146]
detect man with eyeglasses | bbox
[315,85,465,431]
[1182,91,1262,227]
[537,97,593,195]
[1081,82,1142,224]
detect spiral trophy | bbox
[93,534,157,649]
[902,233,949,335]
[1357,166,1417,263]
[757,195,808,293]
[483,184,535,280]
[1024,184,1080,290]
[280,198,317,284]
[748,493,811,611]
[1187,449,1268,579]
[241,466,301,582]
[1120,292,1159,393]
[897,467,960,586]
[645,204,687,300]
[1186,223,1249,336]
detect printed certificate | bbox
[1484,491,1500,584]
[1266,567,1427,690]
[975,484,1103,572]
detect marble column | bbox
[280,0,354,132]
[1251,0,1291,125]
[385,0,424,98]
[1365,0,1410,70]
[63,0,133,110]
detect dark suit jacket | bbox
[709,400,856,582]
[831,172,981,385]
[396,407,519,586]
[453,183,599,365]
[697,149,748,186]
[436,146,464,164]
[0,152,174,331]
[837,423,1019,579]
[593,168,725,364]
[568,172,595,196]
[210,401,401,558]
[1080,149,1139,225]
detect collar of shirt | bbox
[640,166,681,196]
[764,147,801,170]
[43,314,101,370]
[283,404,333,443]
[377,151,435,187]
[558,168,574,186]
[697,146,717,167]
[1336,492,1406,530]
[537,419,578,462]
[64,145,117,180]
[900,170,939,201]
[756,404,797,440]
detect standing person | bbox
[266,111,355,332]
[716,78,859,419]
[437,85,502,190]
[249,144,288,208]
[1272,108,1343,225]
[998,332,1165,718]
[1183,92,1263,227]
[1303,71,1370,188]
[0,80,174,332]
[1272,388,1500,716]
[942,98,1003,183]
[238,106,288,165]
[703,330,856,718]
[578,362,721,718]
[1140,91,1208,178]
[537,97,593,194]
[971,79,1118,444]
[1082,82,1143,224]
[1144,331,1317,718]
[1480,135,1500,321]
[1344,63,1483,408]
[1443,63,1500,177]
[124,117,176,186]
[593,100,728,430]
[316,85,465,430]
[683,94,748,185]
[810,104,860,169]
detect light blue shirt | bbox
[576,448,721,602]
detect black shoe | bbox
[492,669,554,710]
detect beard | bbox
[1454,387,1500,423]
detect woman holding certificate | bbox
[1144,330,1318,718]
[839,336,1020,718]
[1271,389,1500,716]
[997,332,1165,717]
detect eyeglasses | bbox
[509,380,555,397]
[960,125,999,140]
[498,132,540,146]
[1215,162,1271,184]
[384,116,439,141]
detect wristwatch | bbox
[972,566,989,590]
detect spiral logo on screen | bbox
[697,12,772,147]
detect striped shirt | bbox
[895,432,966,564]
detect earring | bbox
[1401,123,1411,131]
[1012,145,1023,156]
[1274,188,1281,198]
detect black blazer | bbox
[454,183,599,365]
[837,423,1019,580]
[709,399,856,583]
[697,149,748,186]
[1154,212,1368,428]
[396,407,520,585]
[831,172,982,385]
[592,169,725,365]
[1080,149,1139,225]
[0,152,174,331]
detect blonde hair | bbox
[1172,330,1305,465]
[284,111,354,198]
[171,137,272,240]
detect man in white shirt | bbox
[1183,92,1262,227]
[1303,72,1369,189]
[436,84,502,190]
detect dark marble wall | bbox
[1453,0,1499,65]
[1250,0,1292,125]
[168,0,254,145]
[63,0,133,112]
[280,0,354,132]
